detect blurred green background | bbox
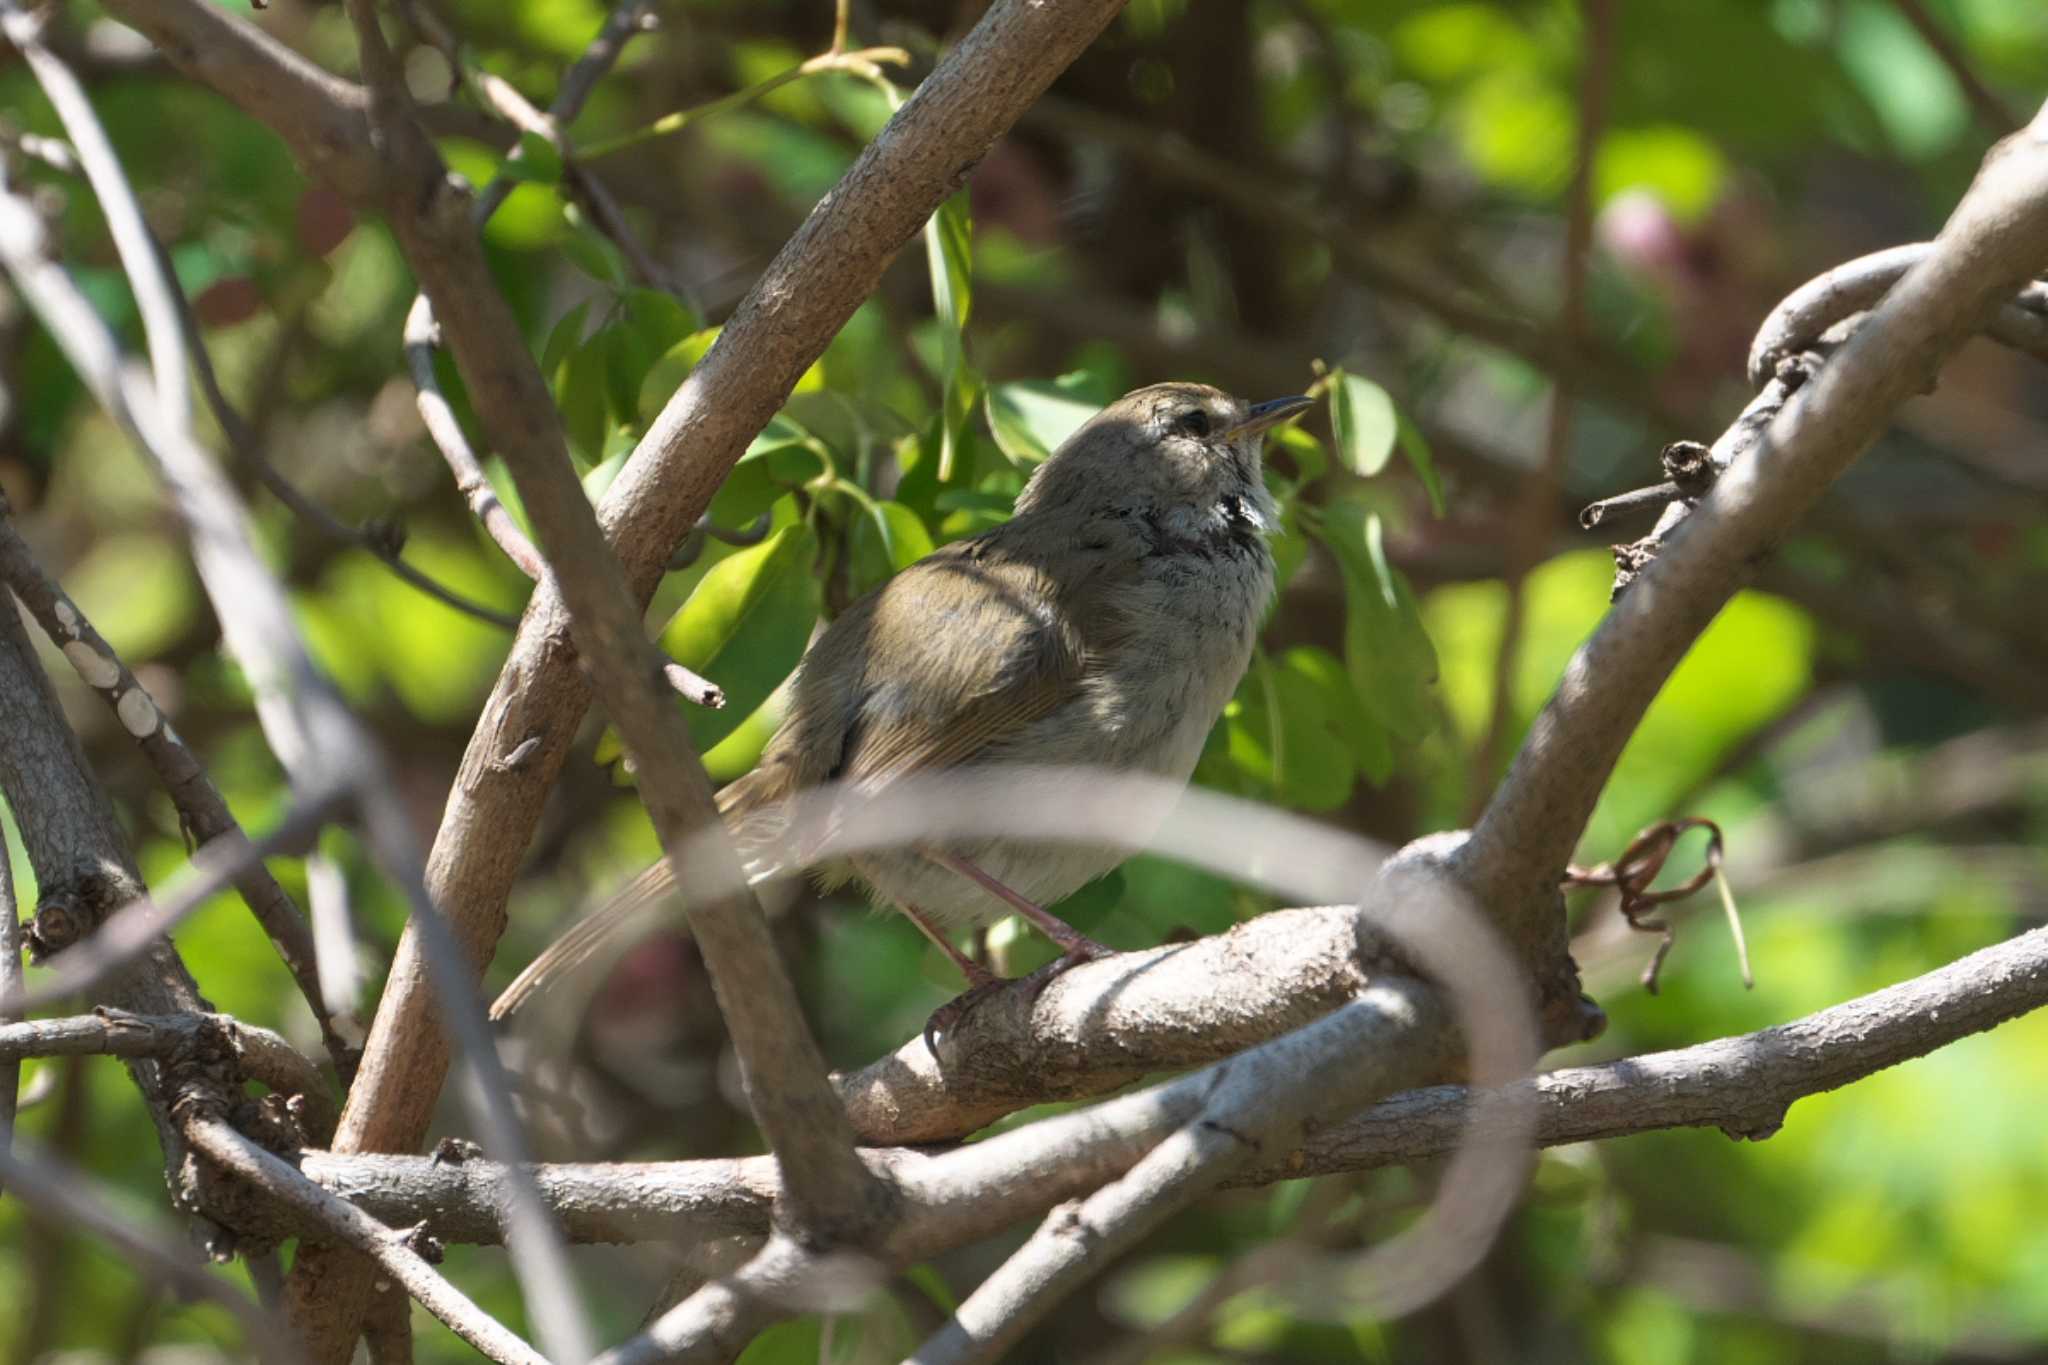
[3,0,2048,1360]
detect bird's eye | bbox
[1176,409,1212,438]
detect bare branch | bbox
[1293,919,2048,1171]
[291,0,1130,1336]
[836,905,1373,1143]
[1462,101,2048,993]
[274,919,2048,1259]
[904,981,1452,1365]
[97,0,381,199]
[0,504,363,1073]
[0,824,20,1186]
[350,0,885,1249]
[0,1009,334,1137]
[0,39,594,1361]
[185,1116,548,1365]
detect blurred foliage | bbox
[3,0,2048,1361]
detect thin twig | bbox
[0,1009,334,1136]
[576,45,910,161]
[176,286,522,630]
[0,1135,305,1362]
[0,503,364,1074]
[1747,242,2048,385]
[0,0,188,431]
[10,791,343,1015]
[401,297,549,580]
[185,1116,547,1365]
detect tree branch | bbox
[1460,101,2048,1006]
[268,919,2048,1253]
[0,503,361,1075]
[184,1116,549,1365]
[0,1010,333,1137]
[903,980,1453,1365]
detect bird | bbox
[492,381,1311,1044]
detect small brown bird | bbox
[493,382,1310,1035]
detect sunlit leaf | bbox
[1314,501,1439,744]
[847,495,935,593]
[1396,414,1446,515]
[501,130,564,184]
[539,299,591,378]
[1329,370,1398,478]
[637,327,721,423]
[985,378,1101,466]
[552,337,609,467]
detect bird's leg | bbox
[902,901,1007,1058]
[897,902,1000,989]
[913,851,1116,1060]
[917,848,1114,961]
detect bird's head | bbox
[1015,381,1311,549]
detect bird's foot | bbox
[920,940,1111,1060]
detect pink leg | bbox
[918,847,1113,961]
[897,902,999,989]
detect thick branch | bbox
[837,905,1373,1143]
[274,921,2048,1248]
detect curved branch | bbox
[1463,105,2048,976]
[1747,241,2048,385]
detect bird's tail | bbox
[488,761,792,1022]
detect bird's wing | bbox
[823,542,1088,790]
[492,537,1095,1021]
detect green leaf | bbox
[553,337,609,468]
[538,299,590,379]
[637,327,721,424]
[847,496,936,593]
[607,289,697,422]
[501,130,564,184]
[1270,423,1328,484]
[559,200,626,285]
[657,525,819,754]
[985,379,1101,466]
[925,192,973,335]
[705,463,783,529]
[1313,501,1439,744]
[1329,370,1398,477]
[1282,644,1392,786]
[922,192,975,480]
[1396,414,1446,516]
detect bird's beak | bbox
[1225,395,1313,441]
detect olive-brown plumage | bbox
[493,382,1308,1023]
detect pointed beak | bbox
[1225,395,1313,441]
